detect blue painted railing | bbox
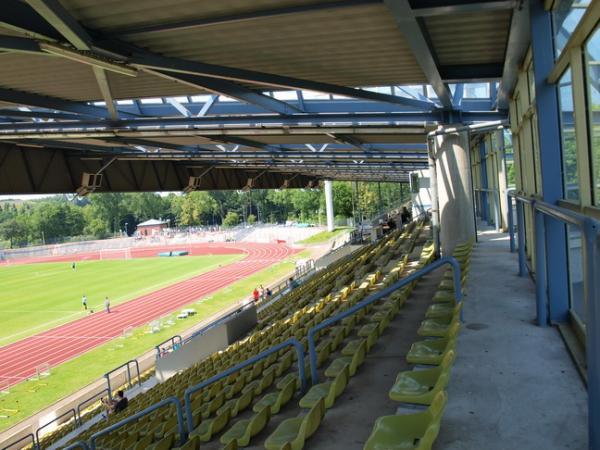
[307,256,463,383]
[155,335,183,359]
[104,360,140,401]
[0,432,36,450]
[76,388,109,423]
[89,397,185,450]
[35,408,78,447]
[508,192,600,450]
[183,338,307,431]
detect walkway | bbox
[437,227,588,449]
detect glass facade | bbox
[585,29,600,205]
[566,225,585,324]
[558,69,579,201]
[553,0,590,57]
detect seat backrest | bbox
[333,363,350,398]
[440,349,456,370]
[250,404,271,435]
[427,391,448,421]
[301,397,325,439]
[279,375,297,406]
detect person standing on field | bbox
[252,288,260,302]
[104,296,111,313]
[82,294,87,310]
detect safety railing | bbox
[474,188,501,232]
[89,397,185,450]
[104,360,140,400]
[508,191,599,450]
[76,388,109,422]
[35,408,78,448]
[183,338,307,430]
[307,256,463,383]
[155,335,183,359]
[0,432,35,450]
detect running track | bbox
[0,243,296,387]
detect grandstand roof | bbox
[0,0,525,193]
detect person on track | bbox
[82,294,87,310]
[104,296,111,313]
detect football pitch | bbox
[0,255,243,347]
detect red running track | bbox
[0,243,296,387]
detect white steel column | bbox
[324,180,335,232]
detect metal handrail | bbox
[155,335,183,359]
[307,256,463,383]
[76,388,109,422]
[183,338,307,431]
[104,360,141,400]
[507,191,599,450]
[89,397,185,450]
[0,433,36,450]
[36,408,78,447]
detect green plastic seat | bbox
[171,435,199,450]
[264,398,325,450]
[276,373,299,390]
[358,323,380,351]
[148,434,174,450]
[220,405,271,446]
[189,406,231,442]
[426,302,458,319]
[363,390,448,450]
[299,363,349,409]
[406,338,456,365]
[389,350,455,405]
[253,374,296,414]
[341,338,365,357]
[432,290,456,303]
[218,387,254,418]
[418,305,461,338]
[325,339,366,378]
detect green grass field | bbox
[0,255,243,347]
[0,251,309,432]
[298,227,352,244]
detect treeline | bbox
[0,182,409,248]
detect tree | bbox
[222,211,240,228]
[247,214,257,225]
[172,192,218,226]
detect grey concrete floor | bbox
[437,227,588,450]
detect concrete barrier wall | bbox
[155,305,257,382]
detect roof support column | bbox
[432,127,476,255]
[324,179,335,232]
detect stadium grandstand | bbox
[0,1,597,450]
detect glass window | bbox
[566,225,585,324]
[585,28,600,205]
[553,0,591,57]
[464,83,490,98]
[504,130,516,189]
[558,69,579,201]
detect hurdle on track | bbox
[35,363,51,380]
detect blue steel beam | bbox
[0,0,63,41]
[0,88,139,119]
[0,111,506,132]
[148,70,303,115]
[127,51,438,110]
[453,84,464,108]
[383,0,453,108]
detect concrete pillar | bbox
[434,129,476,256]
[324,180,335,232]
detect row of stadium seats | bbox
[53,220,429,450]
[364,241,473,450]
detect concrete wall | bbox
[155,305,257,382]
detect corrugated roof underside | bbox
[425,10,511,66]
[62,1,427,86]
[0,53,102,100]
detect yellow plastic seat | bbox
[406,338,456,365]
[417,310,461,338]
[325,339,366,378]
[253,374,296,414]
[276,373,299,390]
[219,387,253,418]
[363,391,448,450]
[264,398,325,450]
[358,323,380,351]
[299,363,349,409]
[189,406,231,442]
[132,433,153,450]
[432,290,456,303]
[389,350,455,405]
[220,405,271,446]
[171,435,200,450]
[148,433,174,450]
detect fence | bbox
[104,360,141,401]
